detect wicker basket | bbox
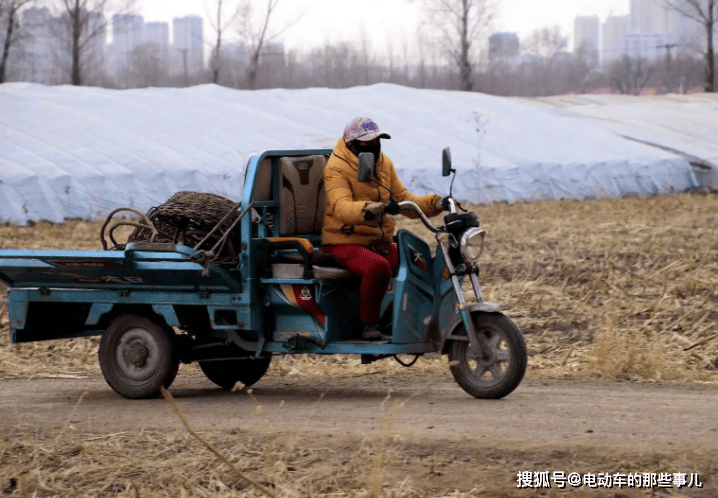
[128,191,241,259]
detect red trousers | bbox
[323,244,398,324]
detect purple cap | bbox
[343,117,391,142]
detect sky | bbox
[139,0,631,56]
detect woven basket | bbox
[129,191,240,259]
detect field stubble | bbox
[1,194,718,496]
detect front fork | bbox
[439,243,486,356]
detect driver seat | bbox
[269,155,352,279]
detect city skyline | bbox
[136,0,632,55]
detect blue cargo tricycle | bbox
[0,148,527,399]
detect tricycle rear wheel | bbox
[198,356,272,390]
[448,312,527,399]
[99,314,179,399]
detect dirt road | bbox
[2,370,716,447]
[3,370,718,495]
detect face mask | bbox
[350,141,381,163]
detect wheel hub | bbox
[472,344,496,367]
[470,333,497,367]
[123,341,150,368]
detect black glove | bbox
[435,196,451,211]
[384,199,400,215]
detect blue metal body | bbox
[0,149,463,359]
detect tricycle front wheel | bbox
[448,312,527,399]
[198,356,272,390]
[99,314,179,399]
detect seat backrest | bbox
[278,155,327,236]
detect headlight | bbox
[460,228,485,262]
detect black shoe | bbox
[361,324,384,341]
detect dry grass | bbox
[2,195,718,497]
[2,193,718,384]
[0,402,715,497]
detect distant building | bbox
[574,15,600,66]
[111,14,143,53]
[11,7,56,83]
[13,6,105,84]
[602,14,631,64]
[172,16,203,75]
[621,32,671,60]
[630,0,671,34]
[144,22,169,47]
[488,32,520,63]
[224,40,246,60]
[84,11,106,72]
[627,0,708,59]
[107,14,143,79]
[264,42,285,61]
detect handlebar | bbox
[395,201,444,233]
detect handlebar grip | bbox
[385,199,401,215]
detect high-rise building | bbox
[574,15,600,66]
[630,0,671,34]
[144,22,169,47]
[620,32,671,60]
[85,11,106,69]
[602,15,631,64]
[107,13,143,79]
[663,0,708,55]
[627,0,710,59]
[112,14,144,53]
[488,32,520,63]
[13,7,57,83]
[172,16,203,75]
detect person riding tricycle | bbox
[0,119,527,400]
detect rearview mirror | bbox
[442,148,453,177]
[357,152,375,183]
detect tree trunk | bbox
[705,0,715,92]
[70,0,83,86]
[248,53,259,90]
[212,0,222,84]
[0,4,17,84]
[459,0,472,91]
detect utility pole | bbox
[657,42,679,64]
[182,48,188,86]
[657,42,680,92]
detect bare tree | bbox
[0,0,32,83]
[610,55,654,95]
[662,0,716,92]
[53,0,136,86]
[418,0,494,91]
[127,43,168,88]
[519,26,569,96]
[357,26,374,86]
[522,25,567,58]
[236,0,299,90]
[206,0,242,85]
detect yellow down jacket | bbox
[321,138,442,247]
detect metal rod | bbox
[397,201,441,233]
[193,200,244,251]
[194,201,255,254]
[469,272,484,302]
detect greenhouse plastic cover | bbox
[0,82,716,225]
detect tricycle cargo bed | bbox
[0,244,239,292]
[0,243,247,344]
